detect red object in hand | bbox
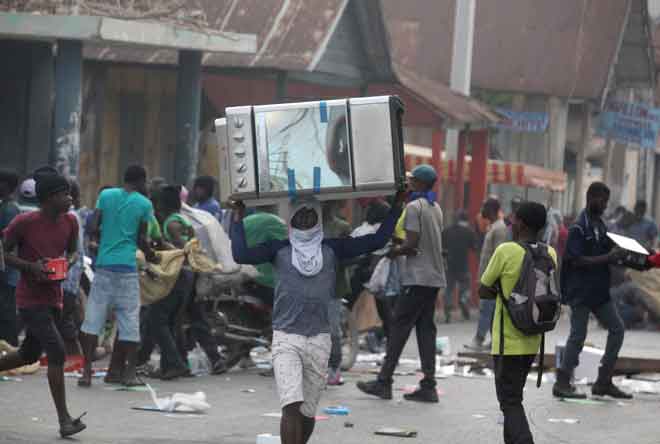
[649,253,660,268]
[45,258,68,281]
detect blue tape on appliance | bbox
[319,101,328,123]
[287,168,297,200]
[313,166,321,193]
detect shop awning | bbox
[404,145,567,192]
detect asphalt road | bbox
[1,317,659,444]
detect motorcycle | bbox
[196,273,359,371]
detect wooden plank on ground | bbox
[458,351,660,375]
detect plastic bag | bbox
[384,258,401,297]
[364,257,391,295]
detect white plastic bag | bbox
[364,257,391,295]
[147,384,211,413]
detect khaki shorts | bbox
[272,330,331,417]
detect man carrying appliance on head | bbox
[231,187,404,444]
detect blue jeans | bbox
[560,300,624,376]
[81,269,140,342]
[476,299,496,340]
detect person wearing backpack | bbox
[553,182,631,400]
[479,201,559,444]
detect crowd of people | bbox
[1,163,660,444]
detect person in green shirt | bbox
[479,201,556,444]
[141,186,195,380]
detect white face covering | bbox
[289,199,324,277]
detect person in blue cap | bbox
[358,164,447,403]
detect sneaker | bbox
[552,381,587,399]
[60,413,87,438]
[592,382,633,399]
[465,336,488,351]
[327,368,345,386]
[403,387,439,403]
[356,379,392,400]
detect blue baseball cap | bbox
[411,164,438,184]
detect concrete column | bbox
[431,129,444,197]
[174,50,202,187]
[454,131,468,210]
[52,40,83,178]
[25,42,54,173]
[546,96,568,209]
[623,148,639,208]
[573,103,591,214]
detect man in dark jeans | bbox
[357,165,446,403]
[553,182,631,400]
[480,202,556,444]
[0,169,21,346]
[442,210,477,322]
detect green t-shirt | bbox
[480,242,557,356]
[243,212,288,288]
[148,217,162,241]
[96,188,154,268]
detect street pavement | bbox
[1,314,659,444]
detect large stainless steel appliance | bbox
[215,96,405,204]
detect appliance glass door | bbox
[254,100,352,194]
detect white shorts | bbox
[272,330,331,418]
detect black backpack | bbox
[497,242,561,387]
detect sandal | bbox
[60,412,87,438]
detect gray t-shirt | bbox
[272,245,337,337]
[479,218,508,276]
[401,199,446,288]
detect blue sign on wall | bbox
[596,101,660,150]
[494,108,549,133]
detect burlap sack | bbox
[138,239,221,306]
[353,290,383,332]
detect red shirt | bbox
[3,211,78,309]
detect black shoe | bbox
[103,372,122,384]
[552,381,587,399]
[160,367,191,381]
[356,380,392,400]
[403,387,438,403]
[592,382,633,399]
[60,413,87,438]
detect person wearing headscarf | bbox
[231,192,404,444]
